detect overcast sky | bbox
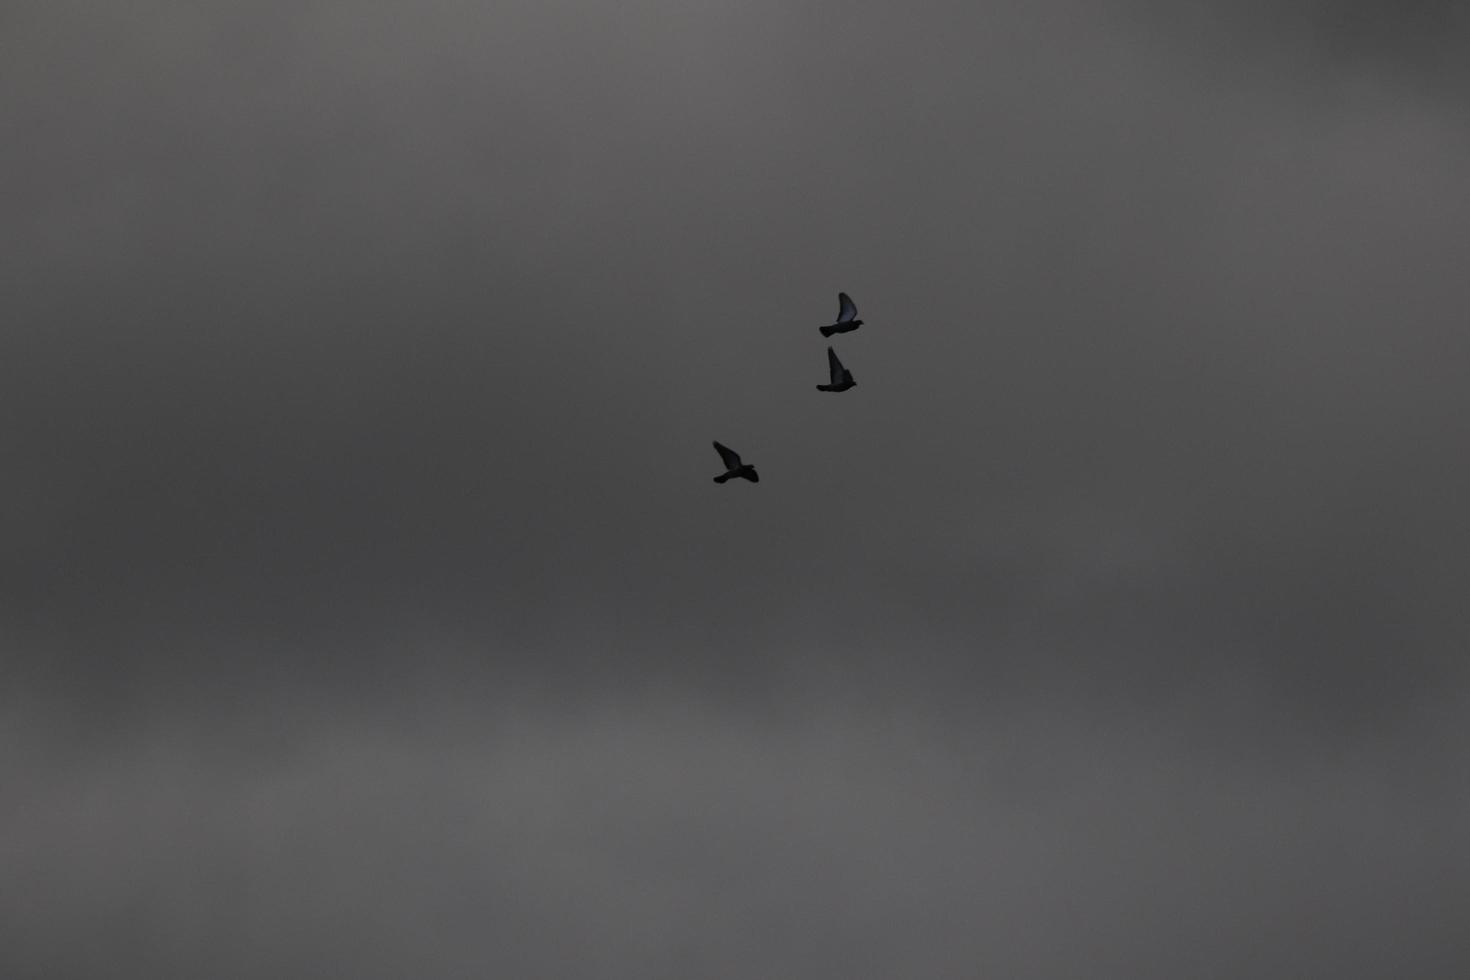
[3,2,1468,977]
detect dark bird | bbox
[712,441,759,483]
[816,346,856,392]
[818,292,863,337]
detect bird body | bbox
[712,441,759,483]
[818,292,863,337]
[816,346,856,392]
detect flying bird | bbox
[816,346,856,392]
[712,441,759,483]
[818,292,863,337]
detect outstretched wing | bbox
[713,441,742,469]
[827,346,844,384]
[836,292,858,323]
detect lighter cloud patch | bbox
[2,695,1466,978]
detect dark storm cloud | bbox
[5,0,1466,696]
[1130,0,1470,84]
[3,1,1468,976]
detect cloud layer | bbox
[3,2,1467,975]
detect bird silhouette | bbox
[816,346,856,392]
[712,441,759,483]
[818,292,863,337]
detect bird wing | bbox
[713,441,742,469]
[827,346,844,384]
[836,292,858,323]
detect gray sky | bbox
[3,2,1468,977]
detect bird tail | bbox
[713,473,730,484]
[819,325,836,337]
[816,384,832,391]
